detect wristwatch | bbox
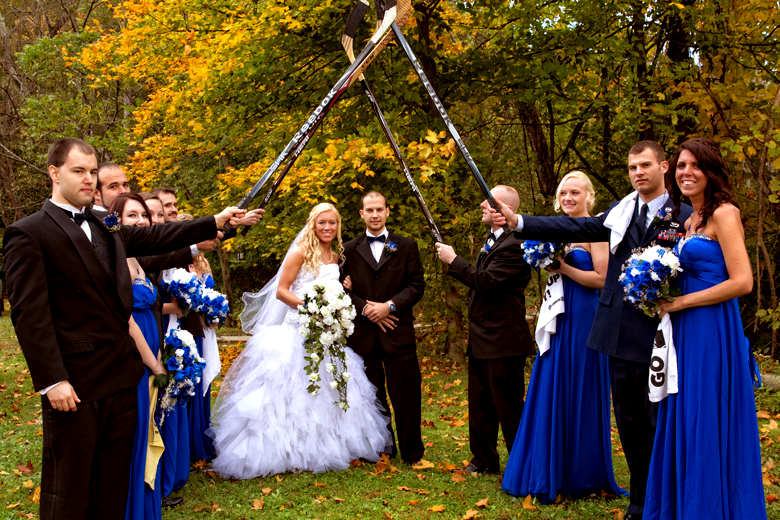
[387,301,396,312]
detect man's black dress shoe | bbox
[455,462,499,475]
[161,496,184,508]
[625,513,642,520]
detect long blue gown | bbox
[502,247,626,502]
[160,307,190,496]
[188,274,216,462]
[645,235,766,519]
[125,279,162,520]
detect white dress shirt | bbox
[366,228,389,263]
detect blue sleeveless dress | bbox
[160,302,190,496]
[188,274,216,461]
[645,235,766,519]
[502,248,626,502]
[125,279,162,520]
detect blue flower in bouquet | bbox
[153,328,206,427]
[619,245,683,316]
[522,240,566,270]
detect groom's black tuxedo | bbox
[3,199,219,520]
[517,195,692,516]
[341,231,425,462]
[447,230,533,472]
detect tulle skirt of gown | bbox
[645,236,766,520]
[125,281,162,520]
[502,248,626,502]
[207,319,390,479]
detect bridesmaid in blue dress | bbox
[112,194,166,520]
[503,171,626,502]
[176,213,216,462]
[648,138,766,519]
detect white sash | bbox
[648,313,679,402]
[535,272,565,356]
[201,328,220,395]
[603,191,638,254]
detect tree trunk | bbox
[443,283,467,366]
[517,102,556,198]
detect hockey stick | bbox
[386,20,511,233]
[226,0,411,234]
[342,3,443,243]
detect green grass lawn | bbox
[1,317,779,519]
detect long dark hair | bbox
[666,138,737,232]
[110,192,152,225]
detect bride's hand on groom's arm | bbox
[342,276,352,291]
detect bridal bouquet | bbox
[619,244,683,317]
[153,328,206,426]
[522,240,567,270]
[297,279,357,411]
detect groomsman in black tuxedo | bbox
[92,163,130,211]
[341,191,426,463]
[3,138,245,520]
[492,141,693,519]
[436,185,534,475]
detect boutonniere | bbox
[384,240,398,256]
[103,212,121,232]
[652,207,673,227]
[479,242,492,257]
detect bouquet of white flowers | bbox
[297,279,357,411]
[619,244,683,316]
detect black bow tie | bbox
[367,234,387,244]
[59,206,90,225]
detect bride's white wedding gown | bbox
[207,263,390,479]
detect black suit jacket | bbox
[520,195,693,363]
[447,231,534,359]
[341,232,425,355]
[3,200,219,403]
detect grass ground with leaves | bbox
[1,318,780,519]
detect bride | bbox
[207,203,390,479]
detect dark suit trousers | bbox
[609,357,658,516]
[468,353,526,471]
[362,337,424,462]
[40,386,137,520]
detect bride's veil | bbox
[239,228,306,334]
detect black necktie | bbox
[367,234,386,244]
[59,206,90,225]
[632,203,649,243]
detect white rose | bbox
[299,327,308,337]
[650,272,660,281]
[662,251,682,272]
[320,307,331,317]
[297,304,305,312]
[307,302,319,314]
[307,289,318,299]
[175,348,185,357]
[320,332,334,347]
[341,371,351,382]
[309,373,319,382]
[323,315,334,326]
[329,381,338,390]
[298,315,310,327]
[310,352,320,362]
[326,363,335,373]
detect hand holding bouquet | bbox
[619,244,683,317]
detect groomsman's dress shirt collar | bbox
[638,191,669,230]
[40,200,94,396]
[366,228,389,263]
[93,203,108,212]
[512,191,670,232]
[50,199,92,242]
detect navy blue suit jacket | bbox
[519,196,692,363]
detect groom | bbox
[492,141,692,519]
[342,191,426,463]
[3,137,244,520]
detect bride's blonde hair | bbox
[297,202,345,275]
